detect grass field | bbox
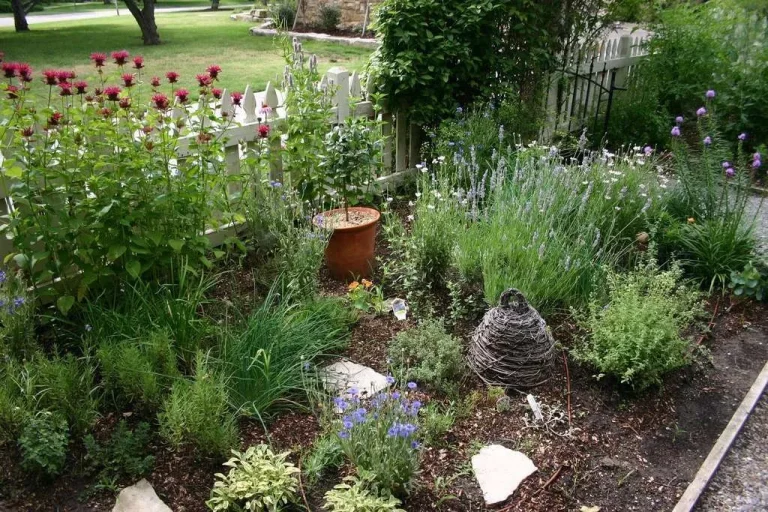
[0,11,373,93]
[1,0,248,17]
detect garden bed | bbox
[2,252,766,511]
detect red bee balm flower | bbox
[231,91,243,106]
[258,124,270,139]
[151,93,170,110]
[150,76,161,87]
[196,73,212,87]
[165,71,179,84]
[2,62,18,78]
[104,86,122,101]
[211,88,223,99]
[21,127,34,138]
[100,107,113,118]
[121,73,135,88]
[174,88,189,103]
[17,63,32,82]
[206,64,221,79]
[111,50,130,66]
[6,85,19,99]
[90,53,107,68]
[56,70,74,84]
[118,97,131,109]
[74,81,88,95]
[48,112,63,126]
[132,56,144,69]
[58,82,73,96]
[42,70,59,86]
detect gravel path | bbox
[697,393,768,511]
[746,194,768,254]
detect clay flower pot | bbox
[314,206,380,280]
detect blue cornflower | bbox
[0,271,6,283]
[407,381,417,390]
[400,423,417,438]
[13,297,24,307]
[342,418,354,430]
[352,407,367,423]
[338,431,349,439]
[333,397,349,411]
[385,375,395,385]
[411,440,421,449]
[348,386,359,397]
[410,400,422,416]
[392,391,401,400]
[387,424,400,437]
[303,361,310,370]
[456,106,463,114]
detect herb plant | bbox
[18,411,69,477]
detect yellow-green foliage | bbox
[324,476,404,512]
[573,256,704,391]
[207,445,300,512]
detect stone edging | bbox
[671,360,768,512]
[248,28,379,48]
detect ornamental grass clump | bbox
[572,255,704,391]
[333,383,421,496]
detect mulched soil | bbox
[2,243,768,511]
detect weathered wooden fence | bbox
[542,31,650,140]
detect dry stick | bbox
[533,464,566,496]
[562,350,572,428]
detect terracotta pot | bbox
[314,206,380,281]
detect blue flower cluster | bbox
[0,296,26,315]
[335,381,422,448]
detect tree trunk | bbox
[211,0,219,10]
[11,0,29,32]
[123,0,161,45]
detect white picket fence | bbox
[543,31,650,139]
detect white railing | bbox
[543,31,650,138]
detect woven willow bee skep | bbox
[468,288,556,388]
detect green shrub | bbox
[610,0,768,148]
[158,353,236,457]
[206,445,300,512]
[572,257,704,391]
[273,1,296,28]
[84,421,155,484]
[97,330,180,411]
[324,475,405,512]
[333,385,421,496]
[302,434,343,486]
[388,319,465,396]
[18,411,69,477]
[317,3,342,32]
[0,360,35,441]
[221,291,352,418]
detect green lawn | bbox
[13,0,248,16]
[0,11,373,93]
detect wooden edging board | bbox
[671,360,768,512]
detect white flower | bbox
[415,164,423,170]
[407,214,414,221]
[408,200,414,207]
[415,192,422,198]
[386,197,393,203]
[614,206,621,211]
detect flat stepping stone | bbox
[472,445,537,505]
[112,479,171,512]
[323,360,389,398]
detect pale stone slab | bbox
[471,445,537,505]
[112,479,171,512]
[323,360,389,398]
